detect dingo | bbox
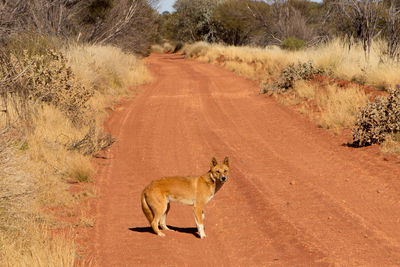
[141,157,229,238]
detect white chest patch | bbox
[206,194,214,204]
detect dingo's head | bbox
[210,156,229,183]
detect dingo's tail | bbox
[141,190,153,224]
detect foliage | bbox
[281,37,306,50]
[173,42,184,53]
[8,49,93,125]
[213,1,271,46]
[262,61,326,94]
[82,0,114,24]
[0,0,158,55]
[352,87,400,146]
[169,0,219,43]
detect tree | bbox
[333,0,383,59]
[0,0,80,38]
[383,0,400,61]
[170,0,219,42]
[0,0,159,55]
[213,1,252,45]
[213,0,271,46]
[269,0,314,44]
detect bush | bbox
[281,37,306,51]
[1,47,92,126]
[173,42,184,53]
[151,44,164,53]
[352,87,400,146]
[262,61,325,94]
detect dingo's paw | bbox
[161,225,170,231]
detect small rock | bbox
[376,190,381,193]
[290,180,296,185]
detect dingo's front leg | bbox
[193,205,206,239]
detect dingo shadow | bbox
[129,225,199,238]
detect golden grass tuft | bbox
[162,42,174,53]
[1,224,76,267]
[222,61,257,79]
[0,146,75,266]
[27,105,93,184]
[66,44,152,97]
[293,80,318,100]
[316,85,368,130]
[381,134,400,156]
[151,44,164,53]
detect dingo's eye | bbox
[216,170,220,173]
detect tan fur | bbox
[141,156,229,238]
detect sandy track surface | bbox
[87,53,400,266]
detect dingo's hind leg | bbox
[160,202,170,230]
[147,192,168,237]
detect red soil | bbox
[80,53,400,266]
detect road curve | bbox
[87,53,400,266]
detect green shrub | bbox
[352,87,400,146]
[281,37,306,51]
[261,61,326,94]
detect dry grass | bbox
[67,44,152,95]
[28,105,94,186]
[293,80,318,100]
[272,80,368,132]
[151,44,164,53]
[162,42,174,53]
[151,43,176,54]
[0,43,151,266]
[0,146,76,266]
[222,61,257,79]
[183,39,400,91]
[0,94,22,132]
[381,134,400,157]
[315,85,368,131]
[183,42,287,78]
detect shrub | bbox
[163,42,174,53]
[151,44,164,53]
[262,61,326,94]
[173,42,184,53]
[281,37,306,51]
[4,49,92,125]
[352,87,400,146]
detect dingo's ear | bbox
[223,156,229,167]
[211,157,218,167]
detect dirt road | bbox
[87,53,400,266]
